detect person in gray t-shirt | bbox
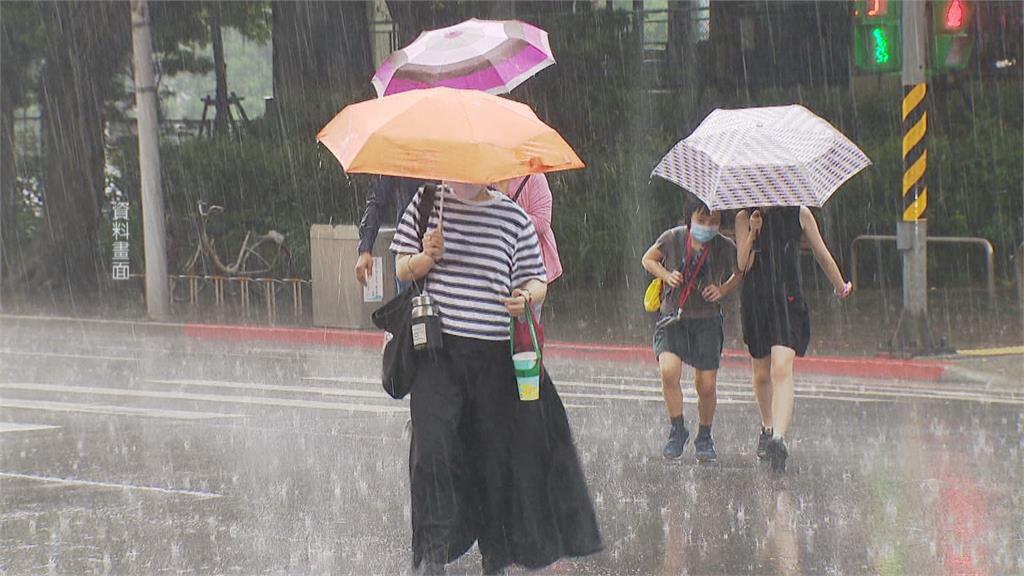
[642,199,741,462]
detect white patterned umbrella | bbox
[372,18,554,97]
[651,105,871,210]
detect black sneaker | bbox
[694,432,717,462]
[756,427,772,460]
[662,420,690,460]
[766,437,788,472]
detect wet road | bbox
[1,319,1022,575]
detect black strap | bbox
[406,184,438,295]
[417,184,438,240]
[511,175,530,203]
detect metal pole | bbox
[130,0,170,319]
[892,0,936,354]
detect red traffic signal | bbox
[942,0,967,31]
[933,0,974,71]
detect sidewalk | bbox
[3,313,997,383]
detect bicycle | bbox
[180,201,290,278]
[175,201,293,308]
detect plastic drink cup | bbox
[512,351,541,401]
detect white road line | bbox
[799,387,1024,405]
[0,472,221,500]
[147,378,392,400]
[299,377,891,405]
[302,376,381,385]
[0,422,61,433]
[557,381,889,404]
[585,375,1022,403]
[557,380,663,394]
[0,349,136,362]
[560,391,754,404]
[793,394,889,403]
[0,383,408,414]
[0,399,243,420]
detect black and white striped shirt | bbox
[390,187,547,341]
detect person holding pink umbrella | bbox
[495,174,562,317]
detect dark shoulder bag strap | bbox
[511,175,530,203]
[403,184,438,295]
[417,184,438,240]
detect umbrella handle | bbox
[437,184,445,232]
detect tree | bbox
[35,1,131,295]
[148,1,270,136]
[0,4,45,293]
[271,1,373,138]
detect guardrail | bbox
[850,235,995,298]
[168,275,310,323]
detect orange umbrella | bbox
[316,87,583,184]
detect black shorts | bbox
[741,295,810,359]
[653,314,725,371]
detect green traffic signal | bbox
[854,0,902,73]
[871,26,892,64]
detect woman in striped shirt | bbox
[391,182,601,575]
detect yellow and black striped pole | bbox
[891,0,936,354]
[902,83,927,222]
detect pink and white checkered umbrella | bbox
[371,18,554,97]
[652,105,871,210]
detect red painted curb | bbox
[182,323,385,349]
[181,323,949,381]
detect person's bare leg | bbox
[694,369,717,426]
[769,346,797,438]
[659,352,684,418]
[751,356,773,429]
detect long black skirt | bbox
[408,334,602,572]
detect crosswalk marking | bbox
[0,383,408,414]
[0,399,243,420]
[585,375,1022,404]
[302,375,380,385]
[0,349,137,362]
[560,391,754,404]
[0,422,61,434]
[147,378,392,400]
[0,471,221,500]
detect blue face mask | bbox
[690,223,719,244]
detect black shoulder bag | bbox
[371,184,438,399]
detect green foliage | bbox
[110,120,368,279]
[8,2,1022,296]
[0,3,46,109]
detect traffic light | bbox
[932,0,974,71]
[854,0,902,73]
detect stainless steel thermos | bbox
[410,293,443,352]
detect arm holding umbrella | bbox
[735,209,763,274]
[798,207,852,299]
[396,232,444,283]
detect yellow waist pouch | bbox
[643,278,663,313]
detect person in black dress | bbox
[735,206,852,471]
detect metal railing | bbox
[169,274,310,323]
[850,235,996,298]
